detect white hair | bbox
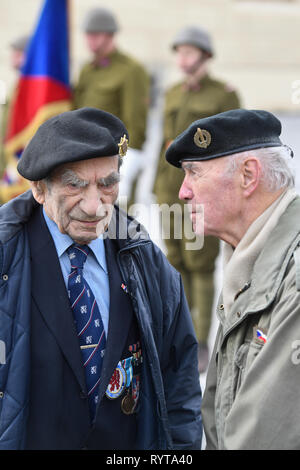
[224,146,295,192]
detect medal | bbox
[122,356,133,387]
[121,392,136,415]
[106,348,142,413]
[106,362,127,399]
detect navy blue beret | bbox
[17,107,129,180]
[165,109,283,168]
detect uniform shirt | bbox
[73,49,150,150]
[43,208,110,336]
[154,73,241,203]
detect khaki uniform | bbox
[0,91,31,204]
[154,74,240,343]
[73,49,150,150]
[202,196,300,449]
[0,100,9,178]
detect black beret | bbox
[17,107,129,180]
[165,109,283,168]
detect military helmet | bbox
[171,26,214,57]
[82,7,119,34]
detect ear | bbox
[240,157,262,197]
[30,180,46,205]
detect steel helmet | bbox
[171,26,214,57]
[82,7,119,34]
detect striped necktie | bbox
[67,243,106,420]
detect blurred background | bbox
[1,0,300,198]
[1,0,300,427]
[1,0,300,108]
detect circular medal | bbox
[121,393,136,415]
[106,363,127,399]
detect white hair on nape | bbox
[224,146,295,192]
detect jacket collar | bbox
[0,191,39,244]
[247,196,300,311]
[218,196,300,338]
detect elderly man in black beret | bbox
[166,108,300,449]
[0,107,202,450]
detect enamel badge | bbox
[106,362,127,399]
[253,326,268,345]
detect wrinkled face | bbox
[32,156,120,245]
[85,32,113,55]
[175,44,206,74]
[179,157,240,240]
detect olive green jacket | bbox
[0,96,11,177]
[73,49,150,150]
[154,74,240,203]
[202,196,300,450]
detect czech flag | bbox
[0,0,71,203]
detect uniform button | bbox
[219,304,224,310]
[237,311,241,318]
[2,274,8,281]
[0,391,4,399]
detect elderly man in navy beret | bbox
[166,108,300,449]
[0,107,202,450]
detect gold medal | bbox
[121,393,136,415]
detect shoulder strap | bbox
[293,245,300,291]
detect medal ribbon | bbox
[122,357,133,388]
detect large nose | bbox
[179,178,193,201]
[80,185,101,217]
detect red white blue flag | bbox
[1,0,71,202]
[256,329,267,344]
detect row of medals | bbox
[106,361,140,415]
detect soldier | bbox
[73,7,150,204]
[153,26,241,372]
[0,35,29,180]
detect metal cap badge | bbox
[118,134,129,157]
[193,127,211,149]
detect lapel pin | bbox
[121,283,129,294]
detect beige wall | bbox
[1,0,300,111]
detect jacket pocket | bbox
[234,342,250,395]
[234,340,264,397]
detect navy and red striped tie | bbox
[67,244,106,420]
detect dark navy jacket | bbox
[0,191,202,449]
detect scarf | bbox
[222,188,298,314]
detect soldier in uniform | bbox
[73,7,150,204]
[153,26,241,372]
[0,35,29,181]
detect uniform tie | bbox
[67,243,106,420]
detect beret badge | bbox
[193,127,211,149]
[118,134,129,157]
